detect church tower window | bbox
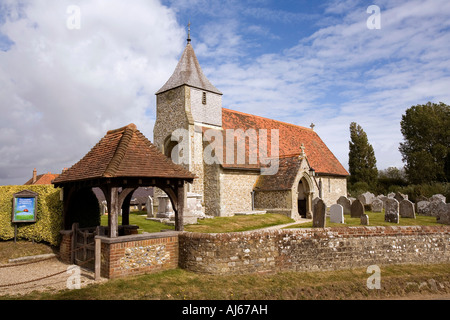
[202,92,207,105]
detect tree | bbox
[348,122,378,188]
[399,102,450,184]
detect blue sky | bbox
[0,0,449,185]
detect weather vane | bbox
[187,21,191,43]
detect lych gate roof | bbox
[220,108,349,177]
[156,43,222,95]
[52,123,195,185]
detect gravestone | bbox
[388,192,395,198]
[350,199,364,218]
[417,201,431,215]
[146,196,154,218]
[436,203,450,225]
[100,200,107,215]
[399,199,415,218]
[329,204,344,224]
[430,194,446,203]
[313,198,326,228]
[394,192,408,203]
[429,197,446,217]
[385,198,399,223]
[371,199,383,213]
[358,192,375,205]
[337,196,351,215]
[360,214,369,225]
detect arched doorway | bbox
[297,174,313,218]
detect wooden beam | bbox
[175,182,186,231]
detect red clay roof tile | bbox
[219,108,349,176]
[52,124,196,185]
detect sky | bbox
[0,0,449,185]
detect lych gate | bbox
[53,124,195,277]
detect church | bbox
[153,34,349,220]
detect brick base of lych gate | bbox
[60,230,179,279]
[97,232,179,279]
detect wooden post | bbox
[108,187,119,238]
[175,182,186,231]
[95,237,101,281]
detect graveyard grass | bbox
[101,211,294,233]
[288,210,440,228]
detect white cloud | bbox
[0,0,184,184]
[203,0,450,171]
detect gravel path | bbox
[0,256,107,297]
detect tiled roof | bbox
[52,124,196,185]
[219,108,349,176]
[156,43,222,95]
[25,173,60,185]
[253,156,304,191]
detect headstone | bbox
[337,196,351,215]
[100,200,107,215]
[156,195,174,219]
[358,192,375,205]
[313,198,326,228]
[394,192,408,203]
[417,201,431,216]
[388,192,395,198]
[429,197,446,217]
[399,199,415,218]
[385,198,399,223]
[430,194,446,203]
[329,204,344,223]
[351,199,364,218]
[378,196,388,209]
[146,196,154,218]
[360,214,369,225]
[436,203,450,225]
[371,198,383,213]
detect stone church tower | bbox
[153,36,220,203]
[154,31,349,219]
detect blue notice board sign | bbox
[12,190,38,223]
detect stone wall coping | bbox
[179,225,450,240]
[96,231,181,244]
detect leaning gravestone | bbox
[313,198,326,228]
[351,199,364,218]
[360,214,369,225]
[385,198,399,223]
[330,204,344,224]
[394,192,408,203]
[358,192,375,205]
[399,199,415,218]
[337,196,351,215]
[371,199,383,213]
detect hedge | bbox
[0,185,63,246]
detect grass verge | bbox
[3,263,450,300]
